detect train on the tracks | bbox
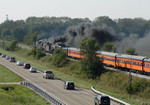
[34,41,150,75]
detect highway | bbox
[0,57,118,105]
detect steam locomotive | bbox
[34,41,150,75]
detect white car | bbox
[16,61,24,66]
[29,67,36,72]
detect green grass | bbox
[0,84,49,105]
[0,48,150,105]
[0,64,23,82]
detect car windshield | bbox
[46,71,52,74]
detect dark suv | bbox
[64,81,75,90]
[23,63,31,69]
[94,95,110,105]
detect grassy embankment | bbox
[0,64,22,82]
[0,85,49,105]
[0,47,150,105]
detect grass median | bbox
[0,84,49,105]
[0,64,23,82]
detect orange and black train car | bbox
[66,47,150,74]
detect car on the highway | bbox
[6,56,10,60]
[29,67,36,72]
[1,54,6,58]
[64,81,75,90]
[94,95,110,105]
[43,70,54,79]
[16,61,24,66]
[23,63,31,69]
[10,57,16,62]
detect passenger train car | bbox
[67,47,150,74]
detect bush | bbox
[125,79,148,94]
[36,49,46,59]
[29,48,46,59]
[52,48,69,67]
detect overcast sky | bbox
[0,0,150,23]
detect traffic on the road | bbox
[0,52,126,105]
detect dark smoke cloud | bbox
[114,34,139,53]
[39,22,150,56]
[114,31,150,56]
[134,32,150,56]
[64,23,115,47]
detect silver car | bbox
[43,70,54,79]
[16,61,24,66]
[6,56,10,60]
[29,67,36,72]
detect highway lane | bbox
[0,57,96,105]
[0,57,118,105]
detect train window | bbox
[106,57,113,61]
[136,62,138,65]
[98,56,104,59]
[146,64,149,67]
[139,63,141,66]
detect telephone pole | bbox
[128,68,132,98]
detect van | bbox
[94,95,110,105]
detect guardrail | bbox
[91,86,130,105]
[20,81,66,105]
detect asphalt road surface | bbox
[0,57,119,105]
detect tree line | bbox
[0,16,150,44]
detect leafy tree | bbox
[125,47,136,55]
[1,28,11,40]
[9,40,18,51]
[35,49,46,59]
[12,27,27,42]
[29,48,37,57]
[102,41,117,52]
[79,38,104,79]
[94,16,119,32]
[24,32,38,45]
[117,18,148,37]
[52,48,68,67]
